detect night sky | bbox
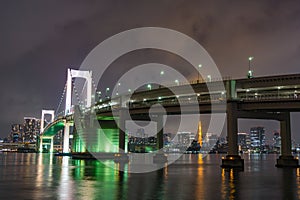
[1,1,300,140]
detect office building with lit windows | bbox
[10,117,40,143]
[250,127,265,149]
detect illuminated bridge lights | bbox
[42,74,300,155]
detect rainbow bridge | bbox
[39,68,300,168]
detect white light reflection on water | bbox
[1,153,300,199]
[58,156,74,200]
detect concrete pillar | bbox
[118,108,127,152]
[113,108,129,162]
[50,137,54,153]
[39,136,43,153]
[227,102,238,155]
[280,115,292,157]
[63,123,70,153]
[155,115,164,150]
[276,112,299,167]
[153,115,167,163]
[221,101,244,168]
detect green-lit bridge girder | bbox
[42,121,66,136]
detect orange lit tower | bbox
[196,121,202,146]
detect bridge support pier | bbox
[276,113,299,167]
[63,122,71,153]
[39,136,43,153]
[221,101,244,168]
[153,115,167,163]
[118,108,127,152]
[117,108,129,162]
[39,136,54,153]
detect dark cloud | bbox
[1,1,300,139]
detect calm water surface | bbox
[0,153,300,200]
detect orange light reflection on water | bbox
[221,168,237,200]
[195,155,204,199]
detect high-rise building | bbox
[273,131,281,149]
[10,117,40,143]
[10,124,23,143]
[237,133,251,151]
[202,133,218,150]
[250,127,265,149]
[23,117,40,143]
[176,132,196,146]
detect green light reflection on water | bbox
[71,159,129,199]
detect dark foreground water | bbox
[0,153,300,200]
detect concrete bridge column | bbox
[118,108,127,152]
[63,122,71,153]
[155,115,164,150]
[115,108,129,162]
[39,136,53,153]
[221,101,244,168]
[276,112,299,167]
[50,137,54,153]
[39,136,43,153]
[153,115,167,163]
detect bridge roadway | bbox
[42,73,300,168]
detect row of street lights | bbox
[96,65,215,101]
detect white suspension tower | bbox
[65,68,93,115]
[63,68,93,153]
[39,110,55,153]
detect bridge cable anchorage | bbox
[55,81,68,118]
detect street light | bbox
[246,89,250,99]
[147,84,152,90]
[160,70,164,75]
[106,88,110,99]
[198,64,202,83]
[96,91,101,102]
[207,75,211,82]
[248,56,254,78]
[278,86,281,98]
[175,79,179,86]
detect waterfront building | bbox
[163,133,171,145]
[23,117,40,143]
[10,124,23,143]
[10,117,41,143]
[250,127,265,150]
[176,132,196,146]
[238,132,250,151]
[202,133,218,150]
[273,131,281,152]
[127,128,157,153]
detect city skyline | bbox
[1,1,300,139]
[1,2,300,198]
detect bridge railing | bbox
[94,94,227,113]
[238,93,299,101]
